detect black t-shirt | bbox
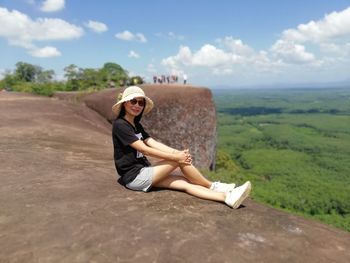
[112,118,151,185]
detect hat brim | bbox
[112,93,154,116]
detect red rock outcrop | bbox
[59,84,217,169]
[1,91,350,263]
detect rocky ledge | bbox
[71,84,218,169]
[0,90,349,263]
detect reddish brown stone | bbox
[57,84,217,169]
[141,84,217,169]
[1,91,350,263]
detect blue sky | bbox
[1,0,350,87]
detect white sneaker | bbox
[225,181,251,209]
[210,181,236,193]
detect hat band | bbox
[122,93,145,102]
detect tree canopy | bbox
[0,61,144,94]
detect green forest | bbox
[0,62,143,96]
[206,87,350,232]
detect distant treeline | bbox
[0,61,144,96]
[219,107,283,116]
[219,107,342,116]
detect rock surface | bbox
[55,84,217,169]
[1,91,350,263]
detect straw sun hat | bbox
[112,86,154,116]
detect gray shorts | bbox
[126,167,154,192]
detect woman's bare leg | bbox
[150,159,212,188]
[153,175,225,202]
[151,160,179,186]
[178,163,212,188]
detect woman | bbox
[112,86,251,209]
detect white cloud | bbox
[156,32,185,41]
[161,7,350,85]
[136,33,147,43]
[0,7,83,56]
[160,7,350,85]
[40,0,65,12]
[162,46,191,68]
[192,44,231,66]
[270,39,316,64]
[162,44,232,68]
[161,38,321,81]
[268,7,350,67]
[30,18,84,41]
[28,46,61,57]
[162,37,262,71]
[115,30,133,41]
[128,50,140,58]
[85,20,108,33]
[0,7,83,45]
[282,7,350,43]
[168,32,184,40]
[115,30,147,42]
[162,38,328,84]
[216,36,255,56]
[251,50,285,73]
[147,63,156,73]
[320,42,350,57]
[320,43,342,54]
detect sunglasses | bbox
[129,98,145,107]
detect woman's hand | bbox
[173,149,192,164]
[183,149,192,164]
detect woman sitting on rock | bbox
[112,86,251,208]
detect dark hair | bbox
[117,100,146,124]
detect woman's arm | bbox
[144,137,179,153]
[130,140,190,164]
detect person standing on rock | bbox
[112,86,251,208]
[183,74,187,85]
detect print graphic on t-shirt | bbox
[135,133,144,158]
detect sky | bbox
[1,0,350,87]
